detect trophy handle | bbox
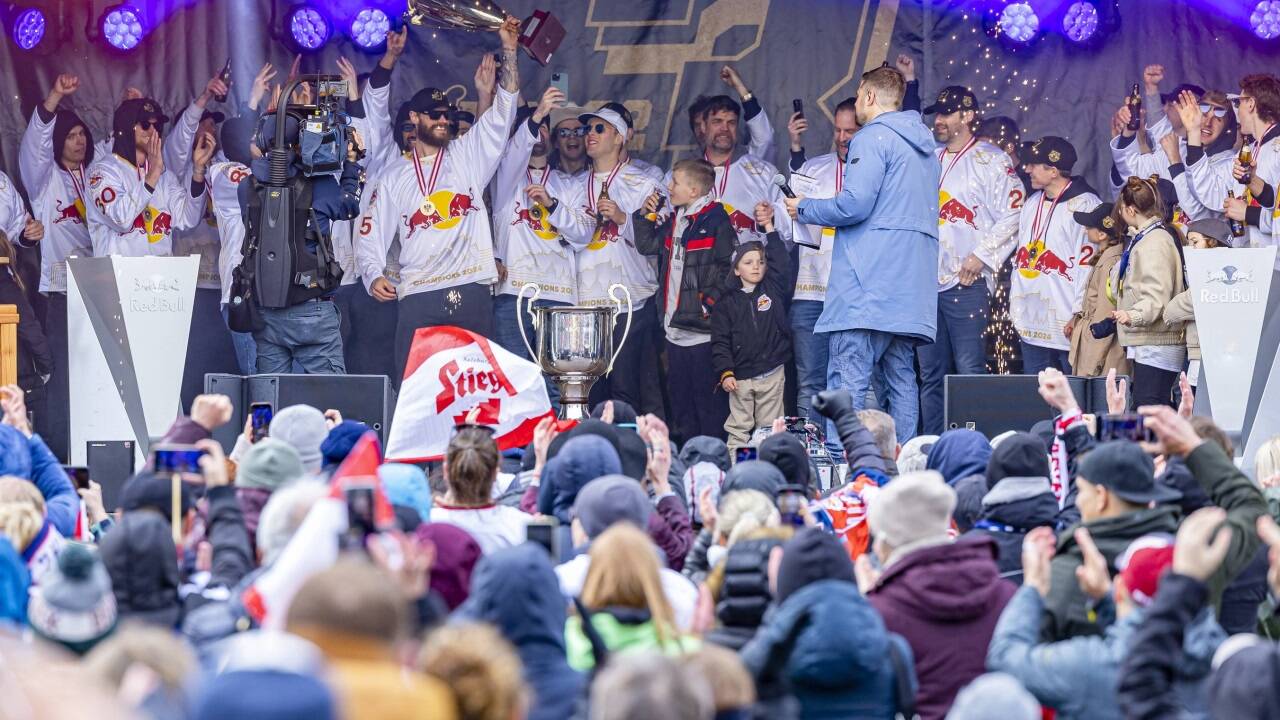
[606,283,633,374]
[515,283,542,361]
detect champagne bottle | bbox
[1228,189,1247,238]
[1125,83,1142,133]
[1239,144,1254,187]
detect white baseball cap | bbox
[578,107,628,137]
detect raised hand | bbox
[1037,367,1080,415]
[753,201,775,232]
[1021,526,1057,598]
[1175,90,1203,141]
[1137,404,1205,458]
[533,86,565,123]
[1074,528,1112,600]
[199,73,229,108]
[249,62,277,111]
[474,53,497,98]
[895,54,916,82]
[381,26,408,68]
[532,415,559,472]
[336,56,360,102]
[788,112,808,151]
[498,15,521,51]
[1143,64,1165,92]
[720,65,748,97]
[192,133,216,180]
[1173,507,1232,581]
[1106,368,1128,414]
[1177,372,1194,419]
[1159,131,1182,163]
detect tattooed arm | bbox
[498,15,520,93]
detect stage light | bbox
[1251,1,1280,39]
[349,8,390,50]
[1063,2,1100,42]
[998,2,1040,44]
[100,4,145,51]
[10,7,45,50]
[288,4,330,51]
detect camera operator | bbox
[236,97,366,374]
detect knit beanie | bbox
[985,432,1050,489]
[269,405,328,473]
[866,471,956,549]
[320,420,369,469]
[26,542,117,655]
[946,673,1040,720]
[775,528,855,604]
[237,439,305,491]
[896,434,939,474]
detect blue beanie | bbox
[0,426,31,479]
[320,420,369,468]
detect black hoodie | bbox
[710,234,792,383]
[51,110,94,168]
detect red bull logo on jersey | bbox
[938,191,977,229]
[404,190,479,238]
[587,219,621,251]
[54,198,85,225]
[131,206,172,244]
[722,203,757,236]
[1015,238,1075,281]
[510,202,558,241]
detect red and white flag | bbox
[386,326,555,462]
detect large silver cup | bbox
[403,0,565,65]
[516,283,633,420]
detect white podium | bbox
[67,256,199,467]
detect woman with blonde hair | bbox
[0,475,64,583]
[565,523,699,670]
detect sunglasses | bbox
[139,120,165,132]
[425,109,450,121]
[587,122,610,135]
[1231,96,1252,109]
[556,126,588,138]
[1199,104,1228,119]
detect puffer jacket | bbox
[706,537,784,651]
[633,197,737,334]
[741,579,914,720]
[1116,221,1186,348]
[961,476,1059,585]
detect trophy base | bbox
[555,376,599,421]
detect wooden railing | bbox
[0,257,16,386]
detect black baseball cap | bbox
[1078,441,1182,504]
[1024,136,1077,173]
[1160,83,1206,105]
[1073,202,1117,231]
[406,87,452,114]
[113,98,169,136]
[924,85,979,115]
[600,101,634,129]
[199,110,226,125]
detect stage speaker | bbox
[944,374,1088,438]
[86,440,136,513]
[1084,374,1131,415]
[205,374,245,453]
[204,374,395,453]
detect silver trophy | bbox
[403,0,565,65]
[516,283,633,420]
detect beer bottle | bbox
[1227,189,1247,238]
[595,182,611,226]
[1239,144,1254,187]
[1125,83,1142,133]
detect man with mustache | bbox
[695,94,790,246]
[356,16,523,382]
[918,86,1020,435]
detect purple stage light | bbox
[998,2,1040,44]
[101,5,145,51]
[289,5,331,51]
[350,8,390,50]
[1251,1,1280,39]
[1063,2,1100,43]
[11,7,46,50]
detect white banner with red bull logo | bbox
[385,326,555,462]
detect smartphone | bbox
[690,469,722,526]
[735,447,758,463]
[792,98,804,119]
[62,465,90,491]
[345,484,378,539]
[250,402,274,442]
[550,72,569,106]
[152,445,207,475]
[527,517,559,558]
[777,484,807,527]
[1097,413,1153,443]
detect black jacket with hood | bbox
[711,234,792,384]
[634,199,737,335]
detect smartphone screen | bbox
[735,447,758,463]
[250,402,274,442]
[527,520,558,557]
[62,465,90,491]
[152,446,207,475]
[1097,413,1152,443]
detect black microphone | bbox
[772,173,797,198]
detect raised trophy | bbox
[516,283,633,420]
[404,0,565,65]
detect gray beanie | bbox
[237,438,305,491]
[572,474,652,539]
[27,542,117,654]
[945,673,1040,720]
[268,405,327,472]
[867,471,956,549]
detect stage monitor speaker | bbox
[204,374,246,453]
[246,374,395,444]
[944,374,1089,438]
[1085,374,1131,415]
[86,440,136,513]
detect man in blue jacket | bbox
[785,66,940,446]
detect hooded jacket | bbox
[538,435,622,524]
[458,544,584,720]
[925,429,991,486]
[0,426,78,538]
[679,435,731,472]
[99,511,182,628]
[796,110,941,340]
[962,477,1059,585]
[867,537,1016,720]
[989,583,1224,720]
[741,579,912,720]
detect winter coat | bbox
[706,537,785,651]
[0,270,52,393]
[537,435,622,525]
[564,606,699,671]
[1116,222,1186,348]
[651,494,693,572]
[710,233,793,383]
[740,579,913,720]
[961,476,1059,585]
[1044,441,1265,641]
[797,110,941,341]
[1069,241,1131,377]
[925,429,991,486]
[457,544,584,720]
[1118,574,1229,720]
[100,511,183,628]
[0,426,78,538]
[867,537,1015,720]
[989,584,1223,720]
[633,199,737,335]
[1162,288,1199,361]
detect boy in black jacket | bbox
[634,158,736,442]
[711,203,792,452]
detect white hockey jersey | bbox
[1009,181,1102,351]
[86,153,205,257]
[935,138,1021,292]
[0,172,26,252]
[204,161,252,304]
[789,152,841,303]
[18,109,93,292]
[700,152,793,246]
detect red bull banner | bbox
[385,325,554,462]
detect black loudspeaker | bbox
[86,440,136,513]
[944,374,1088,438]
[204,374,396,453]
[1085,374,1131,414]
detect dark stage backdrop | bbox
[4,0,1280,200]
